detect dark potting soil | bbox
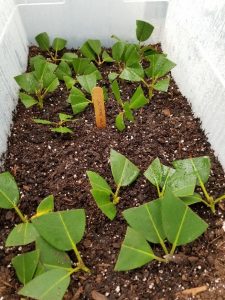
[0,45,225,300]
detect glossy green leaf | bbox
[51,127,73,134]
[77,73,96,94]
[0,172,19,209]
[87,171,112,194]
[129,86,148,109]
[123,44,140,67]
[19,269,71,300]
[111,80,121,101]
[6,223,39,247]
[172,156,211,185]
[15,73,38,93]
[110,149,140,186]
[120,64,144,82]
[162,190,208,246]
[63,75,76,89]
[80,39,101,60]
[181,193,203,206]
[154,78,170,92]
[136,20,154,42]
[55,61,72,81]
[166,170,196,197]
[36,195,54,216]
[112,41,126,61]
[115,227,155,271]
[123,102,134,122]
[123,198,166,243]
[12,250,39,285]
[145,54,176,78]
[91,189,116,220]
[20,93,38,108]
[52,37,67,52]
[61,52,78,65]
[32,210,85,251]
[115,113,126,132]
[33,119,53,125]
[35,32,50,51]
[102,50,114,62]
[108,72,118,82]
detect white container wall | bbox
[0,0,225,168]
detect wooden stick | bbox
[92,87,106,128]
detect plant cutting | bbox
[111,80,148,131]
[87,149,140,220]
[115,189,208,271]
[0,171,90,300]
[15,57,59,109]
[33,113,76,134]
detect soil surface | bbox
[0,45,225,300]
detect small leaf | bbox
[110,149,140,187]
[115,227,155,271]
[112,41,126,61]
[36,195,54,217]
[123,44,140,67]
[80,39,101,60]
[136,20,154,42]
[52,37,67,52]
[59,113,73,122]
[19,269,71,300]
[61,52,78,65]
[108,72,118,82]
[181,193,203,206]
[123,102,134,122]
[120,65,144,82]
[91,189,116,220]
[111,80,121,102]
[102,86,108,101]
[87,171,112,194]
[63,75,76,89]
[145,54,176,78]
[115,113,126,132]
[32,210,86,251]
[144,158,163,190]
[0,172,19,209]
[19,93,38,108]
[35,32,50,51]
[129,86,148,109]
[6,223,39,247]
[72,58,99,76]
[162,190,208,246]
[77,73,96,94]
[12,250,39,284]
[154,78,170,92]
[166,170,196,197]
[51,127,73,134]
[102,50,114,62]
[55,61,72,81]
[33,119,53,125]
[69,87,90,114]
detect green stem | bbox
[113,185,121,204]
[14,206,27,223]
[72,243,90,273]
[153,255,167,263]
[214,194,225,204]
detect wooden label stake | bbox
[92,87,106,128]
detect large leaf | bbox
[32,210,86,251]
[12,250,39,285]
[154,78,170,92]
[43,74,59,93]
[6,223,39,247]
[115,113,125,132]
[145,54,176,78]
[72,58,99,77]
[0,172,19,209]
[112,41,126,61]
[120,64,144,82]
[123,44,140,67]
[55,61,72,81]
[166,170,196,197]
[162,190,208,246]
[29,55,45,70]
[77,73,96,94]
[19,93,38,108]
[52,37,67,52]
[19,269,71,300]
[172,156,211,185]
[80,39,101,60]
[61,52,78,65]
[110,149,140,187]
[64,75,76,90]
[114,227,155,271]
[33,59,56,82]
[136,20,154,42]
[35,236,71,276]
[87,171,112,194]
[123,198,166,243]
[35,32,50,51]
[91,189,116,220]
[129,86,148,109]
[15,73,38,94]
[68,87,90,114]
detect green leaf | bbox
[33,119,53,125]
[123,44,140,67]
[59,113,73,122]
[172,156,211,185]
[19,269,71,300]
[111,80,121,102]
[15,73,38,93]
[159,164,175,189]
[136,20,154,42]
[36,195,54,217]
[6,223,39,247]
[102,86,108,101]
[0,172,19,209]
[52,37,67,52]
[80,39,101,60]
[20,93,38,108]
[166,170,196,197]
[32,210,85,251]
[108,72,118,82]
[115,227,155,271]
[110,149,140,186]
[91,189,116,220]
[144,158,163,190]
[102,50,114,62]
[154,78,170,92]
[12,250,39,285]
[87,171,112,194]
[115,113,126,132]
[123,198,166,243]
[181,193,203,206]
[69,89,90,114]
[129,86,148,109]
[55,61,72,81]
[162,190,208,246]
[72,58,98,76]
[43,75,59,93]
[77,73,96,94]
[29,55,45,70]
[35,32,50,51]
[51,127,73,134]
[120,64,144,82]
[112,41,126,61]
[123,102,134,122]
[63,75,76,89]
[145,54,176,78]
[35,236,71,275]
[61,52,78,65]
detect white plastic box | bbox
[0,0,225,168]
